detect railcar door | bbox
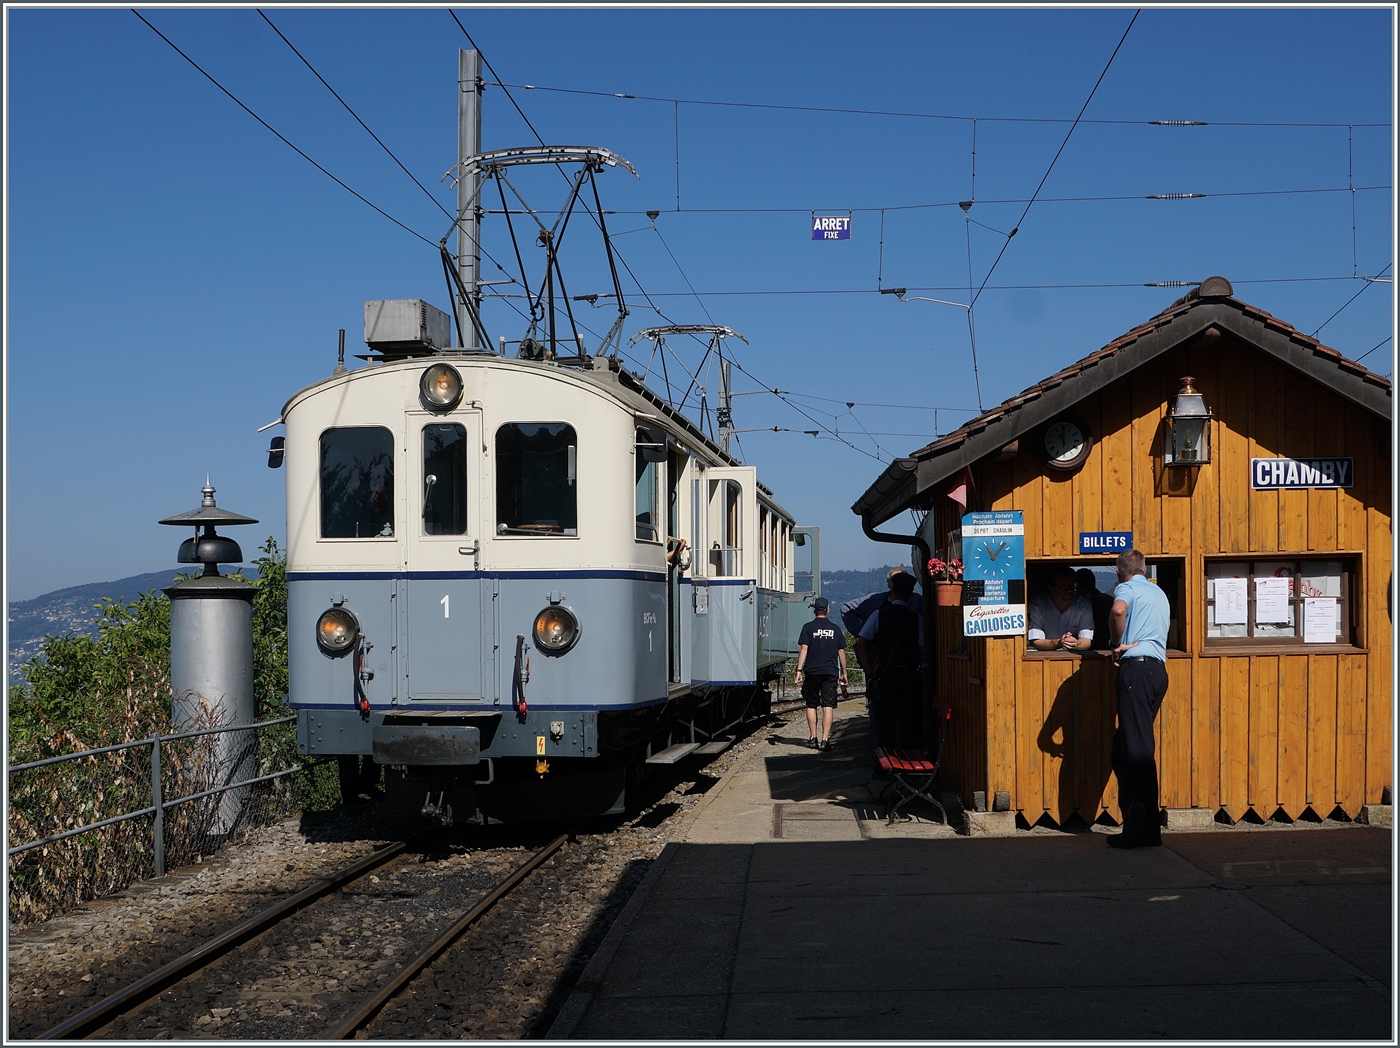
[667,447,684,684]
[402,412,491,701]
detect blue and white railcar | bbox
[281,304,818,822]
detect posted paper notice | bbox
[1254,577,1292,624]
[1214,577,1248,625]
[1303,597,1336,643]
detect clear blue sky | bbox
[6,7,1394,601]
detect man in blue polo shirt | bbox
[1108,549,1172,849]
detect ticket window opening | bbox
[1024,559,1184,652]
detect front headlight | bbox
[316,607,360,656]
[533,606,580,654]
[419,363,463,412]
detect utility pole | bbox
[718,358,734,457]
[457,49,482,349]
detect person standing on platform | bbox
[841,568,924,724]
[856,571,923,751]
[794,597,847,751]
[1107,549,1172,849]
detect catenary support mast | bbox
[457,49,482,349]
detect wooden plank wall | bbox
[947,336,1391,822]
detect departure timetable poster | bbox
[961,510,1026,637]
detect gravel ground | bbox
[6,703,798,1041]
[6,813,392,1038]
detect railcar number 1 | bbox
[441,594,450,618]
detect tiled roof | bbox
[913,282,1388,463]
[853,277,1392,523]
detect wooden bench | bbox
[873,707,951,825]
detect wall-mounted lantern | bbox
[1164,375,1212,466]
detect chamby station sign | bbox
[1251,457,1354,490]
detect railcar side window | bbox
[707,479,742,576]
[635,432,660,542]
[320,426,395,538]
[496,423,578,536]
[423,424,468,535]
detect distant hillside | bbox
[7,567,257,678]
[820,565,922,631]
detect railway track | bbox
[35,834,567,1040]
[22,686,812,1040]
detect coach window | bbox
[422,424,468,535]
[635,430,661,542]
[1205,557,1356,647]
[708,479,742,576]
[496,423,578,536]
[321,426,395,539]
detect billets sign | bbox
[1080,531,1132,554]
[811,215,851,240]
[961,510,1025,637]
[1251,457,1353,490]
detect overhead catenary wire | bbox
[1311,262,1392,337]
[601,185,1390,217]
[254,9,529,318]
[131,9,438,249]
[493,274,1379,300]
[1354,335,1391,364]
[969,9,1140,310]
[489,79,1387,129]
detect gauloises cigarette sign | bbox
[1251,457,1353,490]
[961,510,1025,638]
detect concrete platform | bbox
[551,696,1393,1040]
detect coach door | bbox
[403,412,491,702]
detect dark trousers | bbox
[874,669,921,750]
[1111,657,1169,836]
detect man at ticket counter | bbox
[1107,549,1172,850]
[1026,566,1095,651]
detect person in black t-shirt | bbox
[795,597,848,751]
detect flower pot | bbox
[933,581,963,607]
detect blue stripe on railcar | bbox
[289,572,667,712]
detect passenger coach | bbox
[279,300,817,822]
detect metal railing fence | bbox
[7,716,329,927]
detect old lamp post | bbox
[1164,376,1212,466]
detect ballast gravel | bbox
[6,704,802,1040]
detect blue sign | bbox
[1080,531,1133,554]
[1251,457,1353,490]
[961,511,1025,638]
[811,215,851,240]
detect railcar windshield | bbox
[423,423,468,535]
[496,423,577,535]
[320,426,395,538]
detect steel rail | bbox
[36,839,410,1040]
[326,832,570,1039]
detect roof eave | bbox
[853,300,1391,528]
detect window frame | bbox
[1203,556,1357,649]
[421,421,469,537]
[1020,556,1188,660]
[318,425,397,541]
[494,421,579,539]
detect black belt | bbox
[1119,655,1163,662]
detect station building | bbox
[854,277,1392,825]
